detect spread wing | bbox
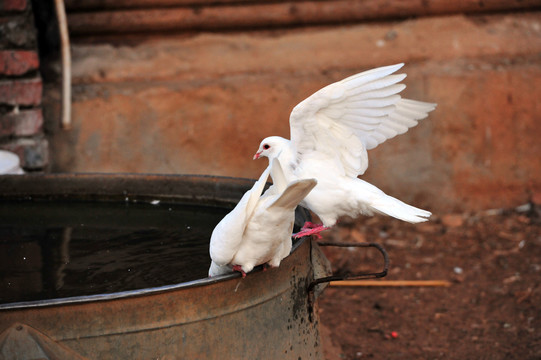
[209,165,270,265]
[268,178,317,210]
[289,63,436,177]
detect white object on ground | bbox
[0,150,24,174]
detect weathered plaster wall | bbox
[48,12,541,212]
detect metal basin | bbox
[0,174,333,360]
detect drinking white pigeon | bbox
[209,158,316,277]
[253,63,435,238]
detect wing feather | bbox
[289,63,436,176]
[344,94,401,109]
[340,64,406,90]
[268,178,317,210]
[341,114,382,125]
[362,99,437,150]
[344,74,407,94]
[348,83,406,101]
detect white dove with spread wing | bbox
[208,159,317,277]
[253,63,435,238]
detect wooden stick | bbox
[54,0,72,129]
[329,280,452,287]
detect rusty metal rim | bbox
[0,276,230,310]
[0,172,264,204]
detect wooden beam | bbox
[64,0,270,11]
[66,0,541,35]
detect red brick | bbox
[0,50,39,76]
[0,113,15,137]
[0,0,27,11]
[15,108,42,136]
[0,77,42,106]
[0,108,43,136]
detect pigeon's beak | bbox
[253,151,261,160]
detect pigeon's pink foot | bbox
[293,224,329,239]
[232,265,247,278]
[300,221,320,231]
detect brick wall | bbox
[0,0,48,171]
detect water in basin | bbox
[0,200,230,305]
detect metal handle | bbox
[308,241,389,292]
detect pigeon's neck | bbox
[275,141,297,178]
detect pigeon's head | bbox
[253,136,287,160]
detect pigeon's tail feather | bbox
[270,178,317,210]
[208,261,232,277]
[369,194,431,223]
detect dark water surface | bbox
[0,200,229,305]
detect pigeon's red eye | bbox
[263,144,270,150]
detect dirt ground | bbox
[317,203,541,359]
